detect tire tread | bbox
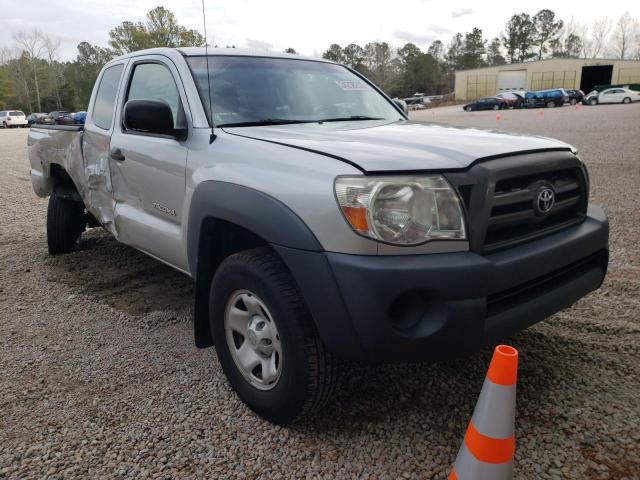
[219,247,339,422]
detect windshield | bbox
[186,56,401,127]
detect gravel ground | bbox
[1,103,639,480]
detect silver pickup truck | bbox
[29,47,609,424]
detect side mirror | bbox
[392,99,408,115]
[123,99,186,140]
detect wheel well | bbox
[193,218,269,348]
[50,164,82,201]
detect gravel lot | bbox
[1,103,639,479]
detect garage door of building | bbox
[497,70,527,93]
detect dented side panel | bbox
[82,129,117,235]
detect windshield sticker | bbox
[335,80,367,91]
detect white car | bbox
[0,110,28,128]
[585,88,640,105]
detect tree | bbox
[550,20,584,58]
[284,48,297,54]
[612,12,638,59]
[396,43,441,96]
[343,44,367,73]
[532,9,563,60]
[590,17,612,58]
[0,54,17,109]
[427,40,444,62]
[43,36,63,109]
[445,33,464,70]
[461,28,486,69]
[362,42,396,91]
[502,14,537,63]
[13,29,46,111]
[109,7,205,55]
[322,44,345,63]
[486,38,506,66]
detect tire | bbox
[492,104,499,110]
[546,101,556,108]
[590,98,598,106]
[210,247,339,425]
[464,106,472,112]
[570,98,577,105]
[46,194,86,254]
[622,97,631,104]
[1,122,6,129]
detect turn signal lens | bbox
[341,206,369,232]
[335,175,466,245]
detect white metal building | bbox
[454,58,640,100]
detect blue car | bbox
[73,111,87,124]
[524,88,569,108]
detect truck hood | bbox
[224,120,573,172]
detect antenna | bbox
[201,0,215,142]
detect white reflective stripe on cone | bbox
[453,443,514,480]
[470,378,516,439]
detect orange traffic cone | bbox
[448,345,518,480]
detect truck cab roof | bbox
[109,47,331,65]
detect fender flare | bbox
[187,181,322,276]
[187,181,325,348]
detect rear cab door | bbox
[108,54,192,271]
[83,61,128,233]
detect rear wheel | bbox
[465,106,472,112]
[492,104,500,110]
[1,122,6,128]
[546,101,556,108]
[46,194,86,254]
[570,98,577,105]
[210,247,339,425]
[622,97,631,104]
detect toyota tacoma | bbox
[28,48,609,424]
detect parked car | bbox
[565,89,585,105]
[495,92,524,109]
[583,87,640,105]
[28,47,609,425]
[35,114,55,125]
[73,111,87,124]
[0,110,28,128]
[26,113,47,125]
[463,97,506,111]
[405,96,431,110]
[524,88,569,108]
[37,110,70,125]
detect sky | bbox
[1,0,639,60]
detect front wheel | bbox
[492,104,500,110]
[210,247,339,425]
[622,97,631,104]
[46,194,86,254]
[546,101,556,108]
[464,106,472,112]
[570,98,577,105]
[590,98,598,106]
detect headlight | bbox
[334,175,466,245]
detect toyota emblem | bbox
[536,188,555,214]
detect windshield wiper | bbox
[218,118,315,127]
[316,115,385,122]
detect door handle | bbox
[110,148,125,161]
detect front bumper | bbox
[275,205,609,363]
